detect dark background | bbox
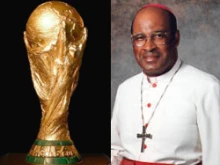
[0,0,110,158]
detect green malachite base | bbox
[26,155,82,164]
[33,139,74,146]
[26,140,82,164]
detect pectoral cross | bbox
[137,125,152,152]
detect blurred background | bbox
[111,0,220,113]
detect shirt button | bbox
[145,123,148,128]
[152,83,157,88]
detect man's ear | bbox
[173,30,180,47]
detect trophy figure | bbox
[23,1,87,164]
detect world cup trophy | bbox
[23,1,88,164]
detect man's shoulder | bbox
[182,62,220,85]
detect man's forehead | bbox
[134,5,173,25]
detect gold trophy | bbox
[23,1,88,164]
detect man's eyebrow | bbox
[133,30,169,35]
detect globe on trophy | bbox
[23,1,88,164]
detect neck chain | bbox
[140,60,183,127]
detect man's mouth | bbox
[143,55,159,62]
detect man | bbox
[111,3,220,165]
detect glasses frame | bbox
[131,31,175,47]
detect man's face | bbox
[132,7,179,77]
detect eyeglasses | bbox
[131,31,173,47]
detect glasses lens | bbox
[132,34,146,47]
[132,32,171,47]
[153,32,167,45]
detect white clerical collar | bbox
[142,58,182,85]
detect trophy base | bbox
[26,155,82,164]
[26,139,82,164]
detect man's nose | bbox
[142,38,156,51]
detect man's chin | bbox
[143,69,160,77]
